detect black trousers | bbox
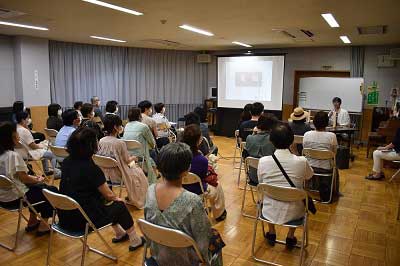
[101,201,134,230]
[0,184,58,219]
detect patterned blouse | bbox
[144,184,223,266]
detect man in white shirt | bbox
[328,97,350,127]
[258,124,313,249]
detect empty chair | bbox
[241,157,259,218]
[42,189,117,266]
[251,184,309,266]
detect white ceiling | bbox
[0,0,399,50]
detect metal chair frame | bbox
[0,175,48,251]
[389,160,400,183]
[241,157,259,219]
[42,189,117,266]
[302,148,336,204]
[251,184,308,266]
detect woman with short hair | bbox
[59,127,145,251]
[98,114,148,208]
[46,103,63,131]
[182,124,226,222]
[145,142,224,266]
[258,124,313,249]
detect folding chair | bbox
[251,184,308,266]
[201,136,217,157]
[92,154,125,197]
[0,175,47,251]
[290,135,304,156]
[123,140,146,171]
[389,161,400,183]
[182,172,209,214]
[138,219,210,266]
[233,130,241,166]
[48,145,68,184]
[302,148,336,203]
[42,189,117,266]
[44,128,58,145]
[241,157,259,218]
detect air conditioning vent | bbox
[272,28,314,42]
[135,39,191,49]
[197,54,212,64]
[357,25,387,35]
[0,8,25,19]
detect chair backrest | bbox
[92,154,119,168]
[293,135,304,144]
[302,148,335,161]
[49,145,69,158]
[257,183,307,203]
[137,219,205,263]
[44,128,58,138]
[0,175,13,190]
[202,136,211,150]
[42,188,81,211]
[123,139,143,151]
[182,172,205,194]
[245,157,259,170]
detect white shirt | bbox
[16,125,35,159]
[303,131,337,170]
[257,149,313,224]
[0,151,29,202]
[153,113,171,138]
[329,108,350,127]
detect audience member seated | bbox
[145,142,224,266]
[12,101,45,142]
[55,109,81,147]
[237,103,253,129]
[366,127,400,180]
[15,112,59,177]
[183,112,210,156]
[289,107,312,135]
[74,101,83,120]
[182,124,226,222]
[123,108,157,184]
[98,114,148,208]
[303,111,339,201]
[0,122,58,236]
[58,127,145,251]
[80,103,104,139]
[243,113,277,184]
[105,100,119,115]
[46,104,63,131]
[91,96,103,120]
[152,102,171,149]
[239,102,264,141]
[138,100,158,138]
[194,107,218,155]
[258,124,313,249]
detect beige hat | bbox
[290,107,309,121]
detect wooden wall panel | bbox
[282,104,293,121]
[361,108,373,142]
[30,106,48,134]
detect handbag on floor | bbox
[272,154,317,215]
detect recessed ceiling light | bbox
[321,13,340,28]
[232,41,252,48]
[340,36,351,44]
[179,24,214,36]
[0,21,48,31]
[90,35,126,43]
[82,0,143,15]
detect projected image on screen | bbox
[218,55,284,110]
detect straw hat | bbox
[290,107,309,121]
